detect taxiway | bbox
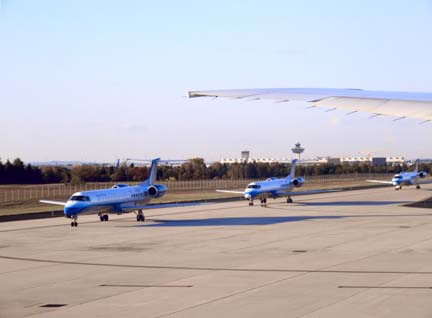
[1,186,432,317]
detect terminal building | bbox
[220,151,405,166]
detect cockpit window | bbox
[112,184,128,189]
[247,184,261,189]
[393,175,402,179]
[70,195,91,202]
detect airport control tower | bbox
[291,142,305,161]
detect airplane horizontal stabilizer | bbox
[39,200,67,206]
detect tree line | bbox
[0,158,430,185]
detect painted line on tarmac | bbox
[2,254,432,275]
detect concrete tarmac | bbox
[1,186,432,318]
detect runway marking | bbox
[99,284,192,288]
[153,272,309,318]
[2,254,432,275]
[339,286,432,289]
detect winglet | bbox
[188,91,210,98]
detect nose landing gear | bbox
[99,213,109,222]
[70,216,78,227]
[136,210,145,222]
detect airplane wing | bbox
[188,88,432,122]
[39,200,67,206]
[365,180,394,185]
[216,190,245,195]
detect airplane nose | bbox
[245,193,252,200]
[64,206,82,217]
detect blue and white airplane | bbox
[217,159,332,206]
[40,158,169,227]
[366,160,431,190]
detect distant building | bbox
[371,157,386,166]
[220,152,406,166]
[386,157,405,166]
[327,157,341,165]
[340,156,404,166]
[241,150,250,162]
[220,157,287,164]
[340,157,371,164]
[299,157,330,166]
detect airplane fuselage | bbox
[391,171,424,188]
[64,185,148,217]
[244,176,303,200]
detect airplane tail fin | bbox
[414,159,419,173]
[289,159,297,178]
[141,158,160,186]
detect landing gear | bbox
[136,210,145,222]
[260,198,267,207]
[287,197,293,204]
[395,186,401,191]
[70,216,78,227]
[99,214,109,222]
[248,201,254,206]
[416,185,421,189]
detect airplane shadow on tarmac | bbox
[138,216,344,227]
[123,212,432,228]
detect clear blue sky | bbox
[1,0,431,162]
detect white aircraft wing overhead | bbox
[188,88,432,122]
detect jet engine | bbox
[292,177,305,187]
[147,184,167,198]
[419,171,427,178]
